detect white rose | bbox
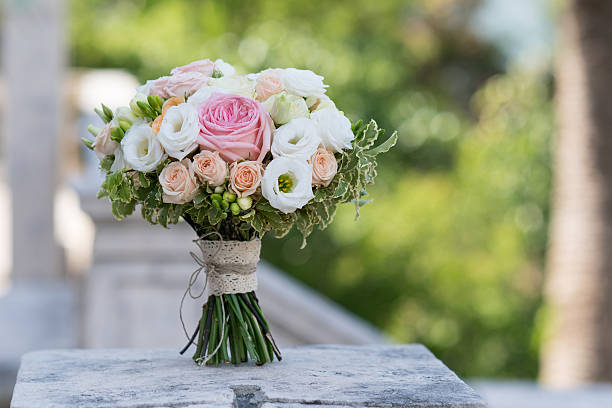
[281,68,328,97]
[156,103,199,160]
[261,157,314,214]
[187,85,227,109]
[214,59,236,77]
[311,108,354,152]
[306,94,336,111]
[271,118,321,160]
[262,92,309,125]
[208,75,255,98]
[121,123,167,172]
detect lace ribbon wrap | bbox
[194,238,261,296]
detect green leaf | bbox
[366,130,398,156]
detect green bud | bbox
[236,196,253,210]
[214,186,225,194]
[211,193,223,202]
[230,202,240,215]
[94,107,111,123]
[87,124,101,136]
[110,127,124,143]
[221,211,228,219]
[147,95,162,112]
[136,101,157,119]
[221,200,229,211]
[81,137,95,150]
[223,191,237,203]
[212,199,222,211]
[119,120,131,132]
[101,104,114,120]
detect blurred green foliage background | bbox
[71,0,553,378]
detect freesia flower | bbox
[281,68,327,97]
[262,92,309,125]
[159,159,200,204]
[229,161,263,197]
[271,117,321,160]
[261,157,314,213]
[311,108,354,152]
[192,150,227,186]
[121,123,167,172]
[310,148,337,187]
[197,93,273,162]
[156,103,199,160]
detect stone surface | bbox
[11,345,485,407]
[471,380,612,408]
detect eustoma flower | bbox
[271,118,321,160]
[262,157,314,213]
[281,68,328,97]
[159,159,200,204]
[121,123,166,172]
[311,108,355,152]
[197,93,273,162]
[156,103,199,160]
[94,122,118,158]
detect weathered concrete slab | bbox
[11,345,485,407]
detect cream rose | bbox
[121,123,167,172]
[310,148,337,187]
[229,161,263,197]
[311,108,354,152]
[159,159,200,204]
[157,103,199,160]
[192,150,227,186]
[271,117,321,160]
[262,92,309,125]
[94,122,119,158]
[281,68,328,97]
[256,69,283,101]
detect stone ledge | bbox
[11,345,486,408]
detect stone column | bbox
[2,0,64,280]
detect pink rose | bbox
[310,148,337,187]
[192,150,227,186]
[256,69,284,101]
[94,122,119,158]
[164,72,209,97]
[146,76,171,98]
[171,59,215,76]
[229,161,263,197]
[197,93,273,162]
[159,159,200,204]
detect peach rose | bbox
[151,97,185,134]
[159,159,200,204]
[310,148,337,187]
[94,122,119,158]
[229,161,263,197]
[192,150,227,186]
[256,69,284,101]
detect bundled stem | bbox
[181,292,281,366]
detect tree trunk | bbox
[541,0,612,387]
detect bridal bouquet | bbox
[82,58,397,366]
